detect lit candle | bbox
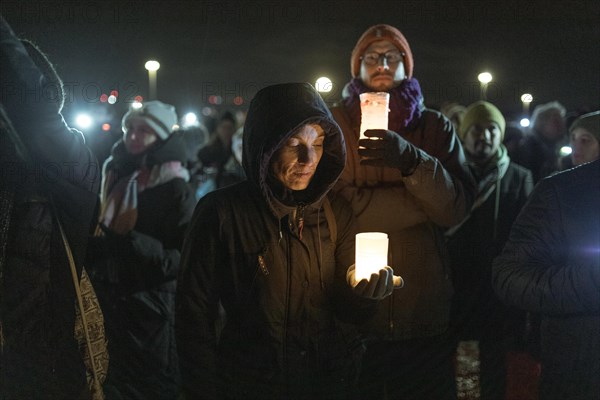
[355,232,389,281]
[359,92,390,139]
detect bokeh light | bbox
[315,77,332,93]
[75,114,93,129]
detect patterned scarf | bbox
[99,160,189,235]
[343,77,425,133]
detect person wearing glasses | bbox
[331,24,475,400]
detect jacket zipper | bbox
[296,203,306,241]
[388,248,394,337]
[283,226,291,376]
[389,292,394,336]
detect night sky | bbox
[2,0,599,132]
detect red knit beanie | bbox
[351,24,414,79]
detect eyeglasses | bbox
[360,51,404,66]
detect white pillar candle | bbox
[355,232,389,282]
[359,92,390,139]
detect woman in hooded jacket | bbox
[87,101,195,399]
[176,83,399,400]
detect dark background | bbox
[2,0,599,134]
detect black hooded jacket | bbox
[176,83,376,399]
[1,17,99,398]
[86,133,195,399]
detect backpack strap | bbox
[51,200,103,395]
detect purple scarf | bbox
[343,77,425,133]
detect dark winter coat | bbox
[197,135,231,172]
[492,159,600,400]
[217,156,246,189]
[332,104,475,340]
[512,132,562,183]
[447,148,534,341]
[1,17,99,399]
[176,83,376,400]
[86,135,195,400]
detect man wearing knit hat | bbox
[331,24,475,399]
[447,101,534,400]
[569,110,600,166]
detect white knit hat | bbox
[122,100,177,140]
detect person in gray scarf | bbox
[446,101,534,399]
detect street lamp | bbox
[315,76,332,93]
[477,72,493,100]
[520,93,533,116]
[145,60,160,100]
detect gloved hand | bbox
[95,224,139,259]
[98,224,165,261]
[346,264,404,300]
[128,230,166,261]
[358,129,421,176]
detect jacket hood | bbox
[242,83,346,216]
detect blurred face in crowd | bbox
[463,121,502,164]
[450,114,463,134]
[570,127,600,166]
[271,124,325,191]
[124,118,159,155]
[360,40,406,91]
[231,130,243,164]
[217,119,236,143]
[538,109,566,142]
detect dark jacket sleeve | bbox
[86,229,181,290]
[333,108,475,231]
[176,197,223,399]
[140,178,195,280]
[161,178,196,248]
[492,178,600,314]
[87,179,194,286]
[402,112,475,227]
[128,230,182,282]
[516,168,535,211]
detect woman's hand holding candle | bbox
[346,264,403,300]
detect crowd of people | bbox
[1,15,599,400]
